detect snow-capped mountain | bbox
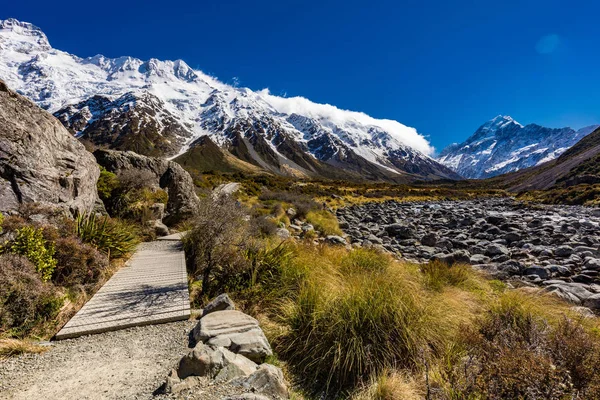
[438,115,599,179]
[0,18,460,181]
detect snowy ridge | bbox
[438,115,599,179]
[0,18,459,180]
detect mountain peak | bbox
[0,18,51,51]
[438,116,596,179]
[486,115,522,129]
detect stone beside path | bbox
[55,241,190,340]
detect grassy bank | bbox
[183,194,600,399]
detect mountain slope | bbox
[0,18,460,182]
[490,126,600,192]
[438,115,599,179]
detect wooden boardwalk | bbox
[55,241,190,340]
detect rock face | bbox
[93,149,199,224]
[337,198,600,309]
[0,80,99,215]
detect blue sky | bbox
[3,0,599,152]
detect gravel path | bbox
[0,321,248,400]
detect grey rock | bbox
[202,294,236,317]
[94,149,200,224]
[192,310,272,363]
[421,232,437,247]
[585,258,600,270]
[485,244,510,257]
[232,364,289,399]
[326,235,347,245]
[213,182,241,198]
[149,219,170,236]
[177,343,257,380]
[0,80,100,215]
[583,293,600,310]
[385,223,414,239]
[523,266,550,280]
[275,228,290,240]
[555,245,574,257]
[301,224,314,232]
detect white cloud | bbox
[256,89,435,155]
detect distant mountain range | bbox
[438,115,599,179]
[491,125,600,192]
[0,18,460,182]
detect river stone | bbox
[193,310,272,363]
[583,293,600,310]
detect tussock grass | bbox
[271,245,482,392]
[351,371,424,400]
[0,339,47,359]
[247,241,600,397]
[305,210,342,236]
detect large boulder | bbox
[93,149,199,224]
[177,343,257,380]
[0,80,99,215]
[192,310,273,363]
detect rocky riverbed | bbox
[336,198,600,309]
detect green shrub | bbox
[52,237,109,288]
[0,212,4,234]
[0,254,63,336]
[97,166,120,201]
[7,226,57,282]
[75,214,139,259]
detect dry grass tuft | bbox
[0,339,47,359]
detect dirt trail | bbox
[0,321,243,400]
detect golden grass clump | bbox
[0,339,47,359]
[273,245,482,392]
[305,210,343,236]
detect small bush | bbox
[351,371,424,400]
[52,237,109,288]
[438,292,600,399]
[249,216,279,237]
[7,226,57,282]
[75,214,139,259]
[0,254,63,336]
[306,210,342,236]
[0,212,4,234]
[183,195,249,297]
